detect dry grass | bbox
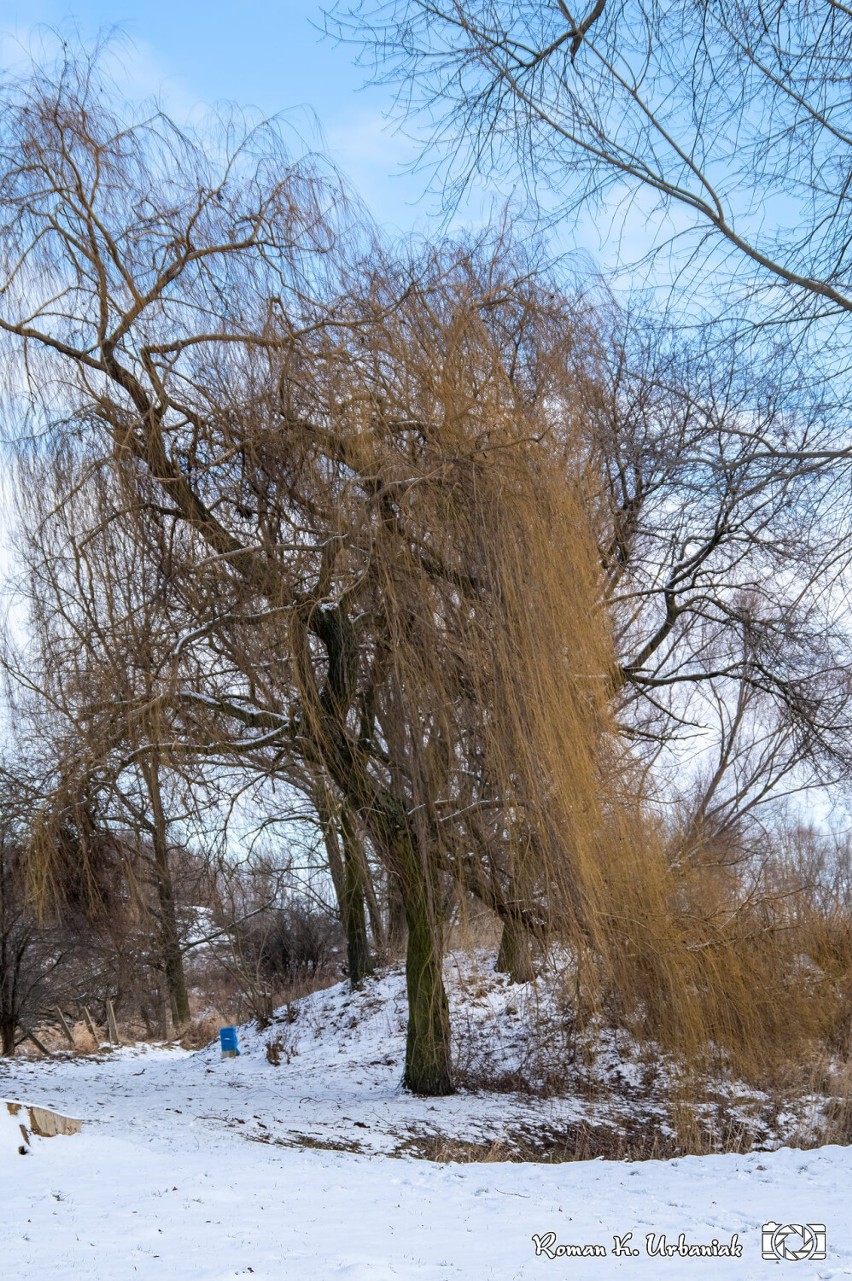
[400,1123,691,1164]
[398,1082,852,1163]
[70,1020,100,1055]
[178,1012,224,1052]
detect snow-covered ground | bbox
[2,958,851,1279]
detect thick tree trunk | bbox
[395,834,453,1095]
[1,1016,15,1056]
[496,916,536,984]
[143,759,191,1027]
[334,761,452,1092]
[402,895,452,1093]
[386,873,408,957]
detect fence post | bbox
[106,999,120,1046]
[54,1007,75,1047]
[82,1006,99,1044]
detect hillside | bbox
[1,953,851,1277]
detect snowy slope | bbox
[1,956,850,1279]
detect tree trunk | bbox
[340,808,374,986]
[142,758,191,1027]
[496,848,537,983]
[316,788,374,987]
[386,872,408,957]
[362,858,387,959]
[496,916,536,984]
[0,1018,15,1057]
[395,836,453,1095]
[292,613,453,1093]
[334,759,452,1092]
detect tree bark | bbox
[386,872,408,958]
[355,797,451,1092]
[142,758,191,1027]
[379,798,453,1095]
[316,787,374,987]
[496,916,536,984]
[330,754,452,1092]
[400,853,453,1095]
[340,807,374,986]
[0,1018,15,1057]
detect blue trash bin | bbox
[219,1026,239,1057]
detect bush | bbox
[234,902,341,986]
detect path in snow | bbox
[1,961,850,1278]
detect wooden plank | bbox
[27,1104,82,1137]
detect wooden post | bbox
[82,1006,99,1044]
[54,1007,75,1047]
[159,988,170,1042]
[22,1028,54,1057]
[106,999,120,1046]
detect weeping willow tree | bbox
[2,44,850,1095]
[4,445,209,1026]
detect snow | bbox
[1,957,851,1279]
[1,1099,33,1154]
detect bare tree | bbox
[3,449,204,1025]
[330,2,852,830]
[332,0,852,343]
[579,311,852,822]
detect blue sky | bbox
[0,3,658,281]
[1,1,466,235]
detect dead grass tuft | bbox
[179,1012,224,1051]
[70,1020,99,1055]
